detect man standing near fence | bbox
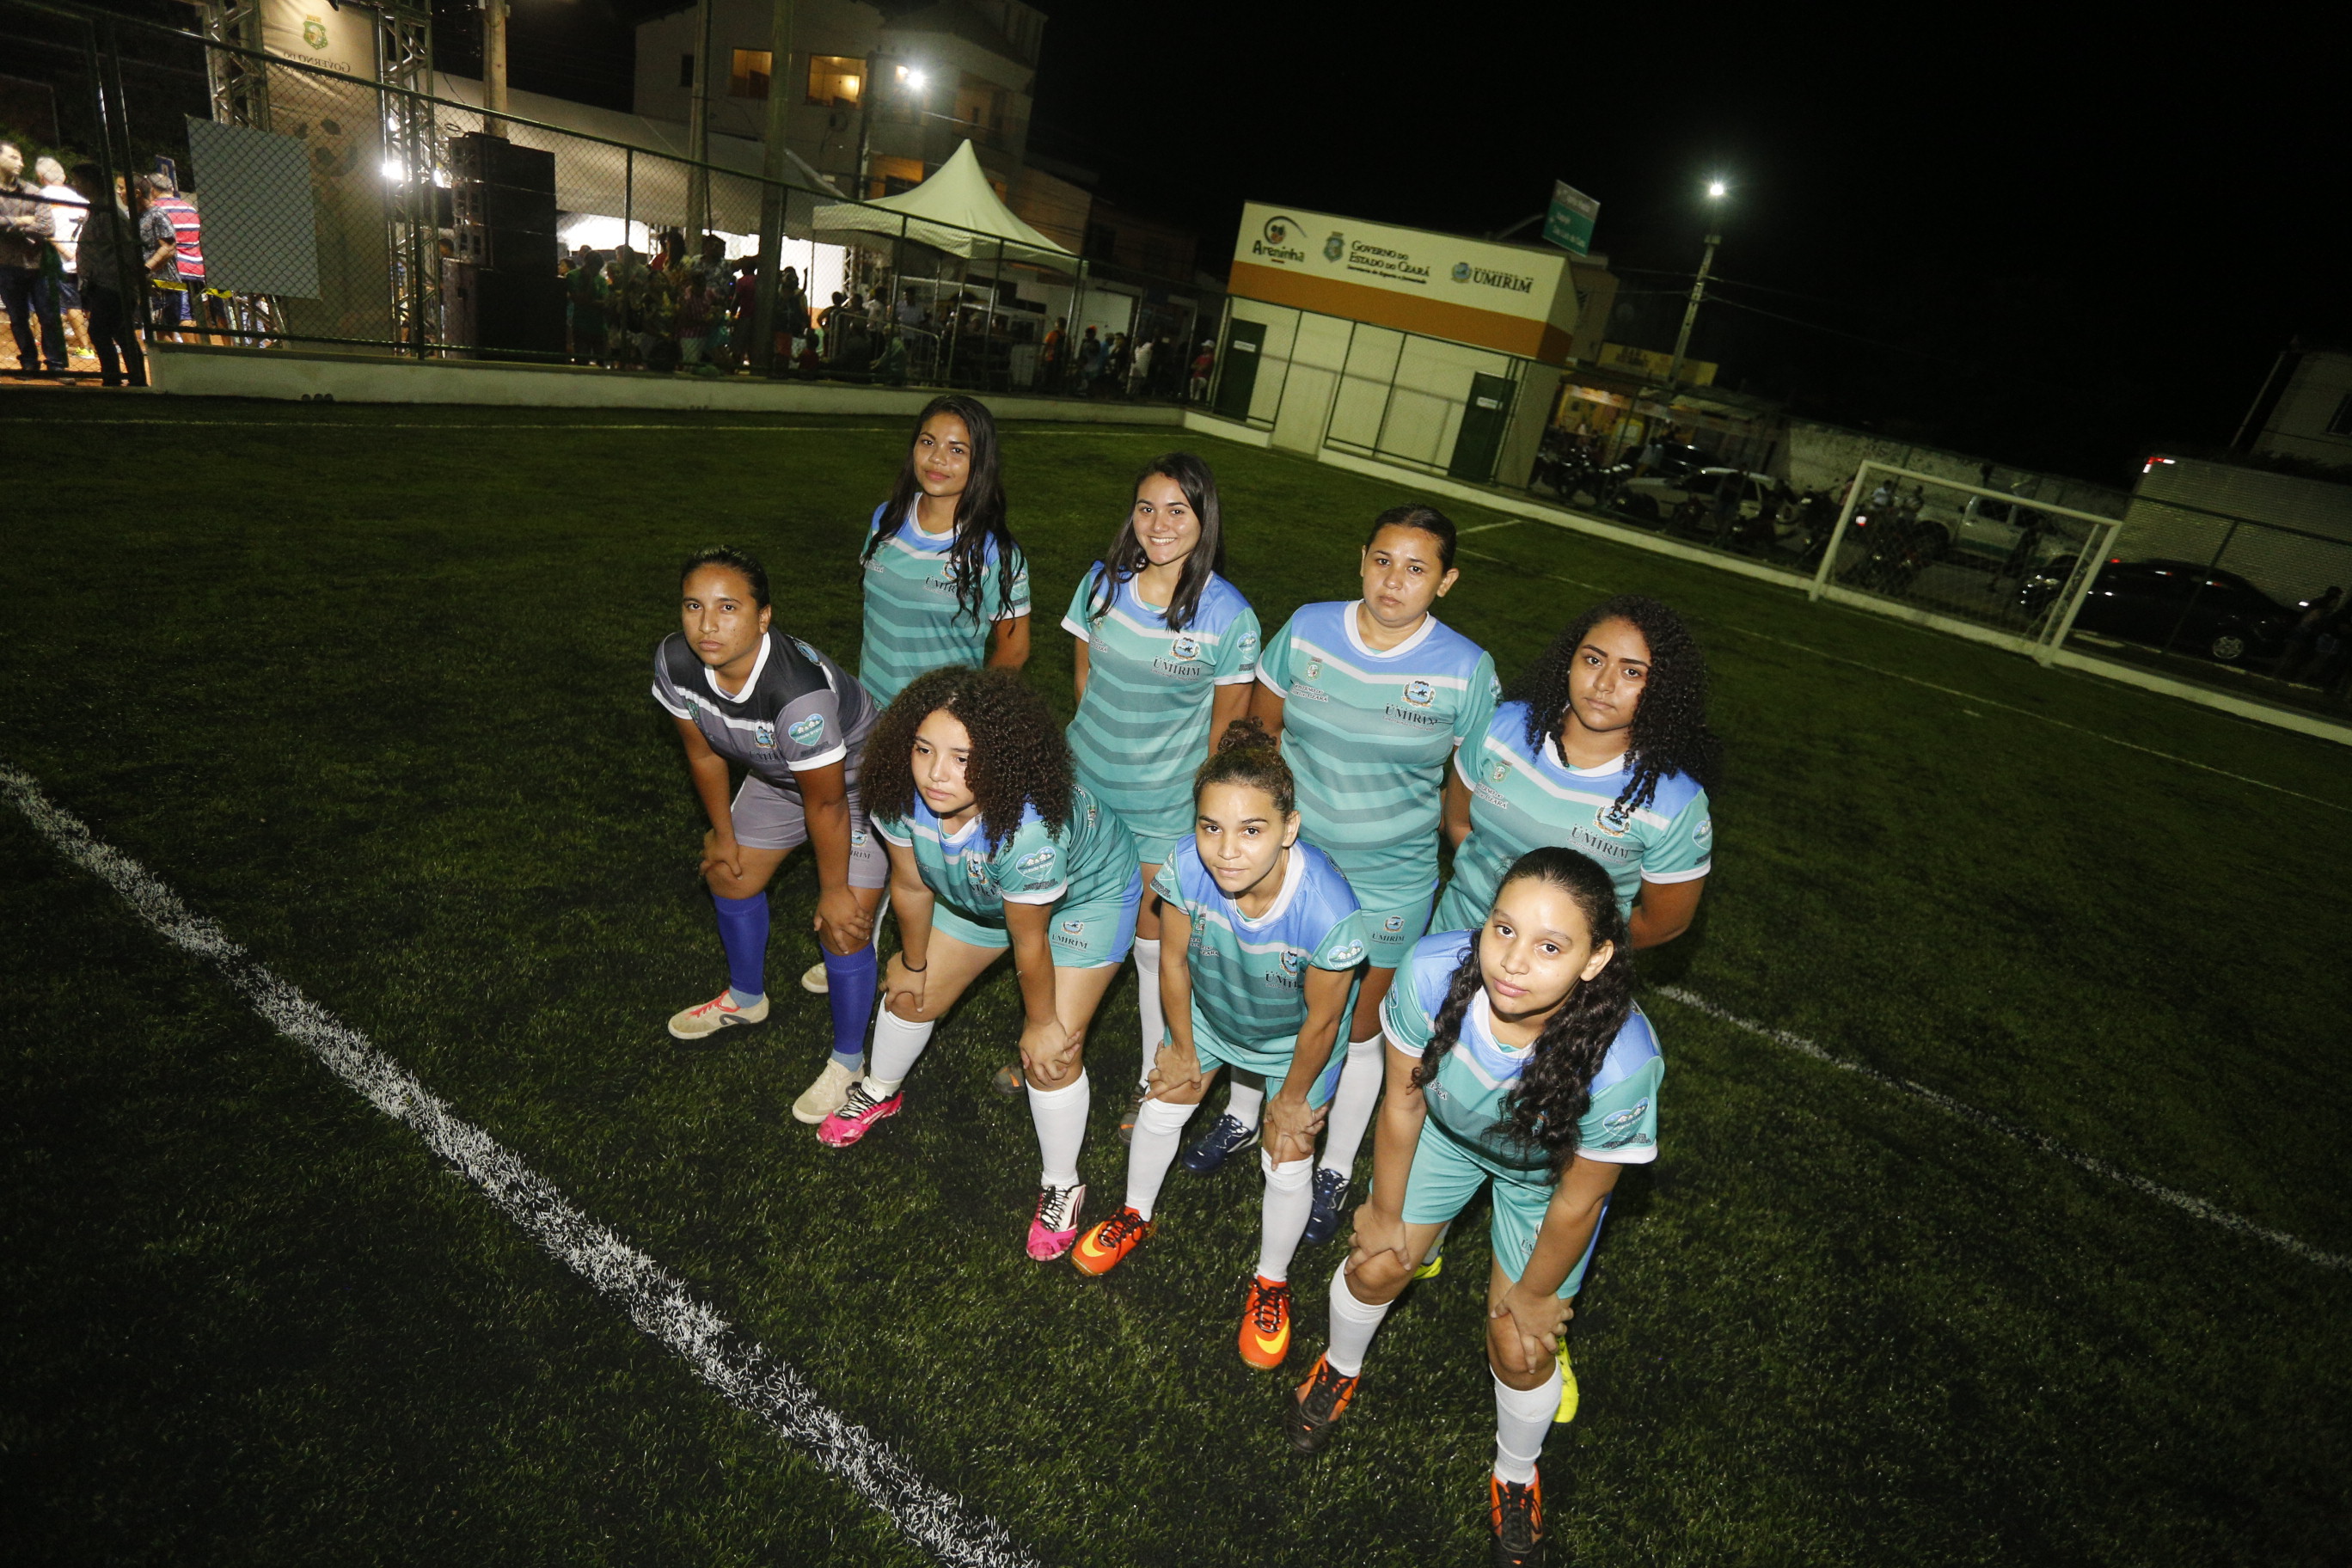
[70,165,144,388]
[1,141,67,375]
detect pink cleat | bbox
[815,1081,903,1148]
[1026,1182,1087,1260]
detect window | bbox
[2329,392,2352,437]
[729,49,771,99]
[807,53,861,106]
[678,53,695,89]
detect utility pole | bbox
[685,0,714,239]
[481,0,509,138]
[750,0,795,373]
[1667,185,1726,385]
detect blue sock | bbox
[821,942,878,1071]
[712,891,769,1007]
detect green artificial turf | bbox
[3,392,2348,1566]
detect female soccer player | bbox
[1063,452,1260,1114]
[652,548,885,1124]
[1241,504,1498,1245]
[818,666,1142,1263]
[855,394,1032,706]
[1285,847,1660,1568]
[1435,595,1718,945]
[1069,721,1365,1371]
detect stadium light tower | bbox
[1668,177,1730,385]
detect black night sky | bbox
[445,1,2352,486]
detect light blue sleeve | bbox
[1061,567,1099,640]
[994,812,1069,903]
[1642,785,1714,883]
[1454,649,1501,751]
[1256,611,1296,695]
[1576,1055,1663,1164]
[1214,599,1262,685]
[997,540,1034,621]
[1378,947,1436,1055]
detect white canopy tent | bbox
[812,141,1078,273]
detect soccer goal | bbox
[1809,462,2124,665]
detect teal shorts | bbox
[1395,1121,1606,1297]
[930,869,1143,970]
[1355,884,1437,971]
[1185,990,1357,1107]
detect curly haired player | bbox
[1069,720,1364,1371]
[1436,594,1719,944]
[817,667,1142,1264]
[1286,847,1663,1568]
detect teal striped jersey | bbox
[1255,600,1498,901]
[1063,565,1260,854]
[1438,700,1712,929]
[857,500,1032,707]
[1155,837,1366,1070]
[1383,931,1662,1178]
[873,783,1136,937]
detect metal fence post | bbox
[1810,462,1873,601]
[2156,519,2239,657]
[2039,517,2122,665]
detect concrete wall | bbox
[145,343,1187,425]
[2122,456,2352,605]
[2255,350,2352,467]
[1783,417,2130,517]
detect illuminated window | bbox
[807,54,862,106]
[730,49,771,99]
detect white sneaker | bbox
[799,959,830,995]
[667,989,769,1040]
[792,1059,859,1124]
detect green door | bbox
[1213,319,1266,421]
[1449,373,1516,483]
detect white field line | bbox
[1457,547,2352,816]
[1649,984,2351,1272]
[1459,520,1526,535]
[0,763,1038,1568]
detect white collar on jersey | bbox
[1341,599,1439,662]
[1467,987,1534,1061]
[701,631,772,703]
[1542,731,1628,780]
[904,499,954,545]
[1233,839,1307,929]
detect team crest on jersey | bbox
[850,830,868,847]
[1304,657,1323,682]
[1278,949,1306,976]
[1238,630,1259,658]
[684,698,700,720]
[1170,634,1201,661]
[1329,940,1365,965]
[1694,818,1713,847]
[1402,679,1436,707]
[753,721,776,749]
[1594,800,1634,837]
[1060,918,1086,936]
[1016,847,1058,875]
[1602,1101,1649,1132]
[1490,757,1510,783]
[1382,915,1404,934]
[965,854,992,885]
[788,714,825,746]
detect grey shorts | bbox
[730,773,889,888]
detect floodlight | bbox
[1706,180,1728,199]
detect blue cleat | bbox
[1300,1166,1351,1245]
[1180,1113,1255,1174]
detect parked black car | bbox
[2022,557,2296,664]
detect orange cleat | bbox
[1490,1469,1546,1567]
[1283,1353,1360,1453]
[1069,1206,1155,1277]
[1239,1275,1293,1369]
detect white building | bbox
[2235,345,2352,466]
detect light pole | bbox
[1667,177,1728,386]
[481,0,509,139]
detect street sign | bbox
[1543,181,1599,256]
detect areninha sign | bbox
[1231,201,1584,362]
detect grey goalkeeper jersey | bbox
[651,630,878,793]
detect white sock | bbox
[1131,938,1163,1090]
[1124,1095,1195,1221]
[863,1009,934,1099]
[1317,1033,1387,1176]
[1223,1074,1265,1131]
[1323,1265,1392,1376]
[1255,1151,1314,1282]
[1492,1363,1564,1485]
[1027,1070,1091,1189]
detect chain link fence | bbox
[0,0,1218,399]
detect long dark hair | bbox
[1191,716,1293,814]
[860,395,1020,626]
[858,666,1073,850]
[1087,451,1227,631]
[1505,594,1719,815]
[1410,847,1634,1174]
